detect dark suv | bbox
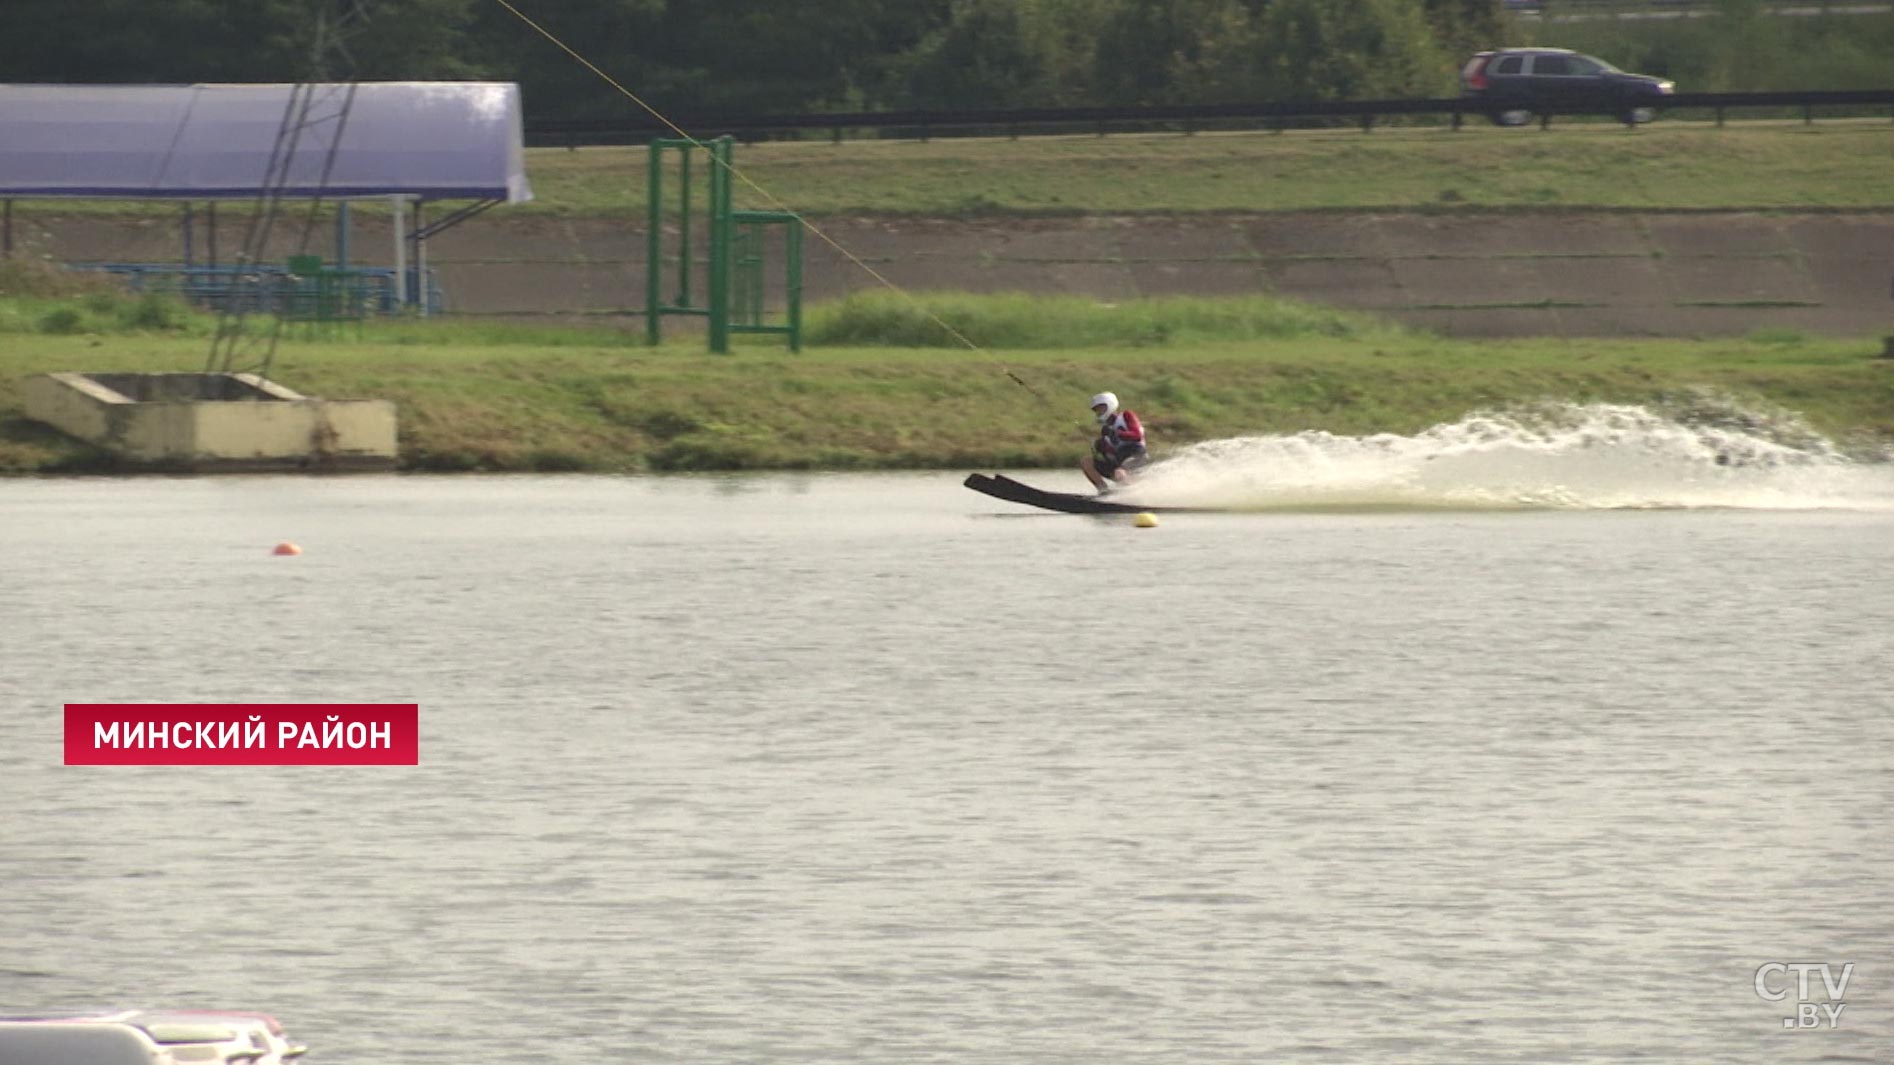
[1461,48,1675,126]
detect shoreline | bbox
[4,331,1889,476]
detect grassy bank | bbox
[540,123,1894,215]
[7,124,1890,224]
[2,287,1888,474]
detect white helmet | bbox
[1090,392,1119,423]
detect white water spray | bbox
[1130,401,1894,511]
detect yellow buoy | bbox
[1134,512,1159,528]
[273,542,302,556]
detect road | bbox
[1512,1,1890,20]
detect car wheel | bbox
[1491,108,1535,128]
[1621,106,1657,125]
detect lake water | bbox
[3,407,1891,1064]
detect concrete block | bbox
[23,372,397,471]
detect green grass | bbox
[13,123,1893,224]
[534,122,1894,215]
[4,289,1889,474]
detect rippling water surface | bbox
[2,461,1890,1064]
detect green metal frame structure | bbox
[644,136,801,353]
[730,210,802,353]
[284,252,369,338]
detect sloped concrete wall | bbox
[444,210,1894,336]
[23,372,396,470]
[22,373,123,443]
[191,397,396,466]
[19,209,1894,337]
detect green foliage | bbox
[36,308,85,335]
[897,0,1069,108]
[1522,7,1894,92]
[896,0,1469,106]
[344,0,485,80]
[1273,0,1454,98]
[465,0,664,120]
[1423,0,1513,60]
[0,286,209,337]
[120,294,197,331]
[1093,0,1221,105]
[5,0,1889,113]
[1746,327,1808,346]
[0,259,123,299]
[1170,0,1454,102]
[473,0,951,116]
[0,0,478,84]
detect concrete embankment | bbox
[17,209,1894,338]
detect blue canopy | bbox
[0,82,532,202]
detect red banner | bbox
[64,704,419,765]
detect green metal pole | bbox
[786,220,803,353]
[750,225,764,324]
[743,222,763,324]
[678,146,692,307]
[645,140,662,346]
[730,221,747,325]
[708,137,732,354]
[336,202,350,271]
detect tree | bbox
[337,0,484,81]
[896,0,1049,109]
[1093,0,1198,105]
[465,0,949,117]
[0,0,482,83]
[0,0,301,82]
[1254,0,1453,100]
[686,0,952,110]
[464,0,666,119]
[1420,0,1510,64]
[1166,0,1274,103]
[893,0,1120,109]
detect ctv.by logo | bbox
[1754,962,1853,1029]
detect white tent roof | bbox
[0,82,532,203]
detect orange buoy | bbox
[273,542,302,556]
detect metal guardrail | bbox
[1512,0,1894,15]
[68,262,444,316]
[525,90,1894,146]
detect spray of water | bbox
[1130,399,1894,511]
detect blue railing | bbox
[67,262,443,316]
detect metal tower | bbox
[206,1,373,378]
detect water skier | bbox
[1081,391,1148,493]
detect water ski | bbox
[963,473,1178,515]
